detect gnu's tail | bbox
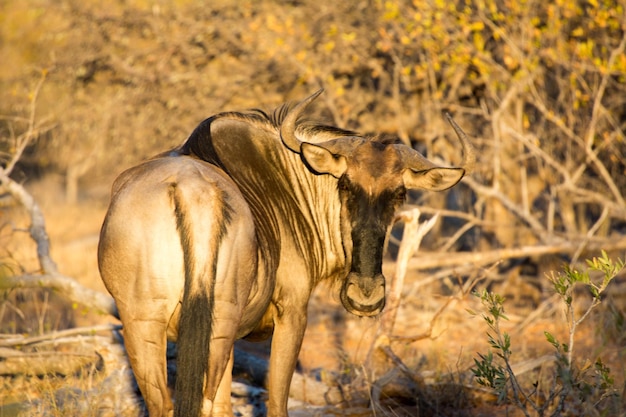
[170,182,218,417]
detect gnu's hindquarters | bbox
[98,156,259,417]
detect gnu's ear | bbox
[403,167,465,191]
[300,142,347,178]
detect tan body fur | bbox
[99,157,269,415]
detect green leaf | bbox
[545,331,559,349]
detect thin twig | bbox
[527,77,625,209]
[571,206,609,264]
[1,70,48,175]
[584,29,626,152]
[0,71,58,275]
[0,324,121,348]
[459,176,552,242]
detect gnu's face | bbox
[280,90,471,317]
[337,142,407,317]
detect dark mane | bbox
[177,110,273,163]
[178,101,361,165]
[268,102,291,128]
[298,123,356,138]
[370,133,404,145]
[270,101,356,138]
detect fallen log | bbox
[407,237,626,271]
[0,349,102,376]
[0,324,121,348]
[0,273,118,318]
[0,326,119,376]
[233,347,345,406]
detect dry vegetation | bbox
[1,0,626,416]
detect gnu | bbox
[98,90,474,417]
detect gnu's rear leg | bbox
[123,318,173,417]
[205,346,235,416]
[200,299,245,416]
[201,226,259,417]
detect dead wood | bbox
[406,237,626,271]
[0,72,118,319]
[1,146,117,317]
[233,347,345,406]
[0,348,102,376]
[0,326,121,376]
[1,154,116,317]
[0,324,121,348]
[0,335,144,417]
[0,273,118,318]
[380,209,439,335]
[370,208,458,411]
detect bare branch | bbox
[501,124,571,182]
[0,173,58,275]
[0,324,121,348]
[0,72,119,320]
[527,78,625,208]
[0,348,101,376]
[571,206,610,264]
[2,70,48,175]
[406,237,626,271]
[584,29,626,151]
[463,176,552,243]
[0,70,59,276]
[380,209,439,335]
[0,273,118,318]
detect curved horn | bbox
[280,89,324,153]
[396,142,465,191]
[445,113,476,174]
[316,136,365,156]
[395,143,438,170]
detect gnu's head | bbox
[280,90,475,317]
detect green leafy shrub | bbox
[471,251,624,416]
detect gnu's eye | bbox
[395,187,407,203]
[337,177,350,193]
